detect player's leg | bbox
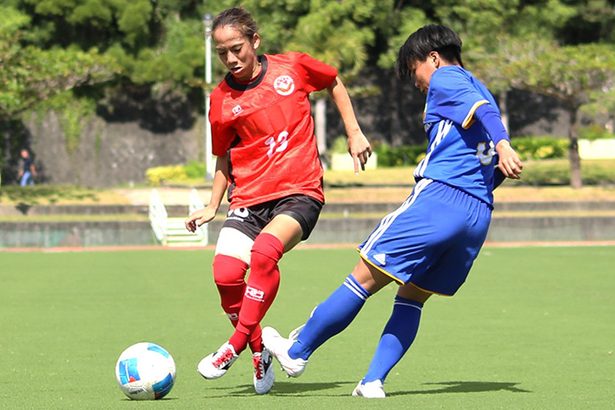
[229,214,302,353]
[278,181,436,366]
[198,227,255,379]
[263,183,443,378]
[229,195,322,354]
[221,215,299,393]
[198,212,277,393]
[290,258,391,359]
[209,227,265,353]
[354,181,492,398]
[263,256,394,377]
[352,284,431,398]
[199,197,319,392]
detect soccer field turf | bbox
[1,246,613,409]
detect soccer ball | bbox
[115,342,176,400]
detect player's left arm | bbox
[474,104,523,180]
[327,76,372,173]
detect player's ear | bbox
[429,51,439,67]
[252,33,261,50]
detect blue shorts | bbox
[358,179,491,296]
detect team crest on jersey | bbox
[273,75,295,96]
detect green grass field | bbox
[1,247,614,409]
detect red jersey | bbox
[209,52,338,209]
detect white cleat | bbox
[352,380,386,398]
[252,348,275,394]
[197,342,238,379]
[262,326,307,378]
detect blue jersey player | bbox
[263,24,524,398]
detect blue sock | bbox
[362,295,423,383]
[288,275,370,360]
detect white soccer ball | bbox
[115,342,176,400]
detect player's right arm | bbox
[185,153,229,232]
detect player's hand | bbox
[347,132,372,174]
[185,206,217,233]
[496,140,523,180]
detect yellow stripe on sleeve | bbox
[462,100,489,129]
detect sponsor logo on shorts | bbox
[373,253,386,265]
[227,208,249,222]
[273,75,295,96]
[245,286,265,302]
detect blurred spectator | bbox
[17,149,37,186]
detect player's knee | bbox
[213,254,248,286]
[250,233,284,274]
[215,227,253,264]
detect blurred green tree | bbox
[0,6,118,169]
[508,43,615,188]
[429,0,576,130]
[0,6,117,118]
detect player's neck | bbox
[236,56,263,84]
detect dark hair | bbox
[396,24,463,79]
[212,7,259,39]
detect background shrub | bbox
[371,135,570,167]
[183,161,206,179]
[506,159,615,186]
[511,136,568,160]
[145,165,188,186]
[373,141,427,167]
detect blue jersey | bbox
[414,66,499,206]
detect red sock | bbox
[229,233,284,354]
[213,254,263,353]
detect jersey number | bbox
[265,131,289,158]
[476,141,495,165]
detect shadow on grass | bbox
[389,380,531,396]
[202,380,530,398]
[204,381,356,397]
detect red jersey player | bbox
[184,7,372,395]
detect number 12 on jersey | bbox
[265,131,289,158]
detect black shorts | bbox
[222,195,323,241]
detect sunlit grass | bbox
[1,247,613,409]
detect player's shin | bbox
[289,274,371,360]
[229,233,284,354]
[213,254,264,352]
[362,295,423,383]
